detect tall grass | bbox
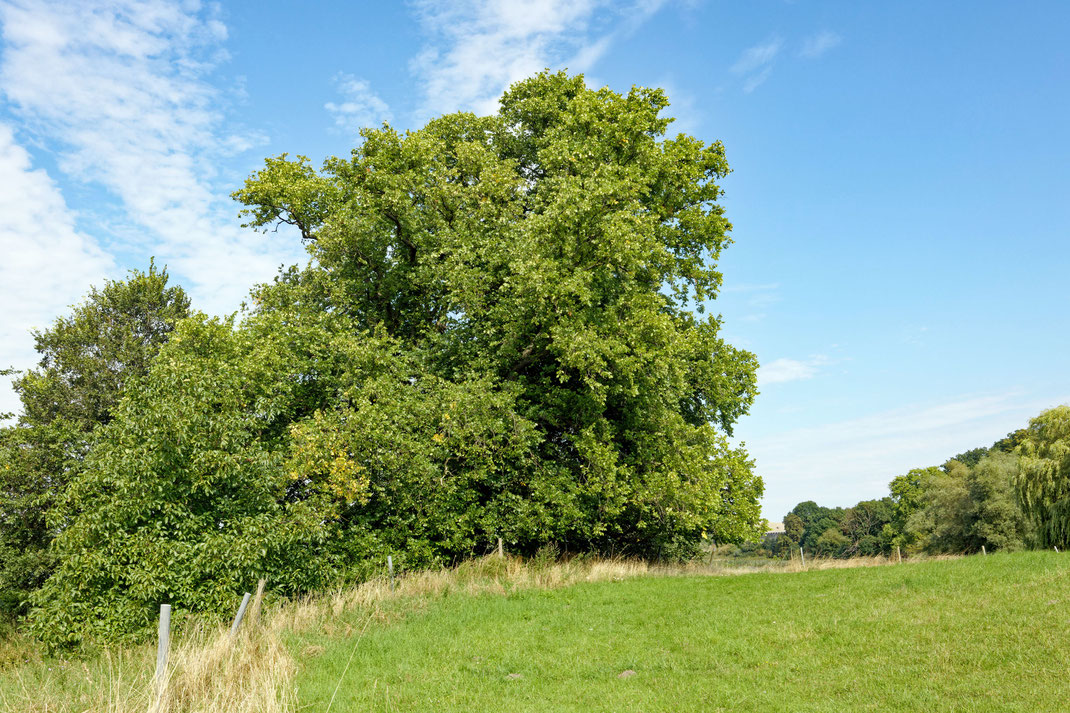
[0,607,294,712]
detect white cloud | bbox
[750,392,1068,519]
[410,0,604,116]
[799,30,841,59]
[325,73,392,135]
[0,123,114,416]
[731,37,782,93]
[760,356,829,385]
[408,0,668,117]
[0,0,304,318]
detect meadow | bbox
[1,552,1067,712]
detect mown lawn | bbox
[295,552,1070,712]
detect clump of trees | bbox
[1,72,764,646]
[774,406,1070,559]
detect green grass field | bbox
[295,552,1070,713]
[2,552,1068,712]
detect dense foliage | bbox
[3,72,765,645]
[0,264,189,617]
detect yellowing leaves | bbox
[287,412,370,508]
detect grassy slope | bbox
[296,552,1070,713]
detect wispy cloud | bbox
[760,355,829,385]
[325,73,392,136]
[731,37,782,74]
[644,76,701,136]
[731,36,782,93]
[724,282,780,323]
[749,391,1067,518]
[0,0,303,317]
[722,282,780,293]
[0,123,114,416]
[408,0,668,117]
[799,30,841,59]
[567,34,613,73]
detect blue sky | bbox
[1,0,1067,520]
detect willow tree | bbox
[1016,405,1070,548]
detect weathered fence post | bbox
[1055,546,1060,553]
[249,578,267,621]
[230,592,252,637]
[799,547,805,567]
[896,545,902,563]
[981,545,987,556]
[153,603,171,709]
[497,537,504,558]
[387,555,395,591]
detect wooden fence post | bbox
[153,603,171,710]
[388,555,395,591]
[230,592,252,637]
[799,547,805,567]
[896,545,902,563]
[497,537,504,558]
[981,545,987,556]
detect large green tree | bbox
[904,462,973,553]
[887,466,942,551]
[0,263,189,616]
[233,71,762,556]
[968,453,1031,551]
[787,501,845,553]
[840,498,893,556]
[13,260,190,431]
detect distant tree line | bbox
[758,407,1070,559]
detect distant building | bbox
[764,521,785,543]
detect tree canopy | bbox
[230,71,762,553]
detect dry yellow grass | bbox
[153,620,296,713]
[0,552,942,713]
[0,609,294,713]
